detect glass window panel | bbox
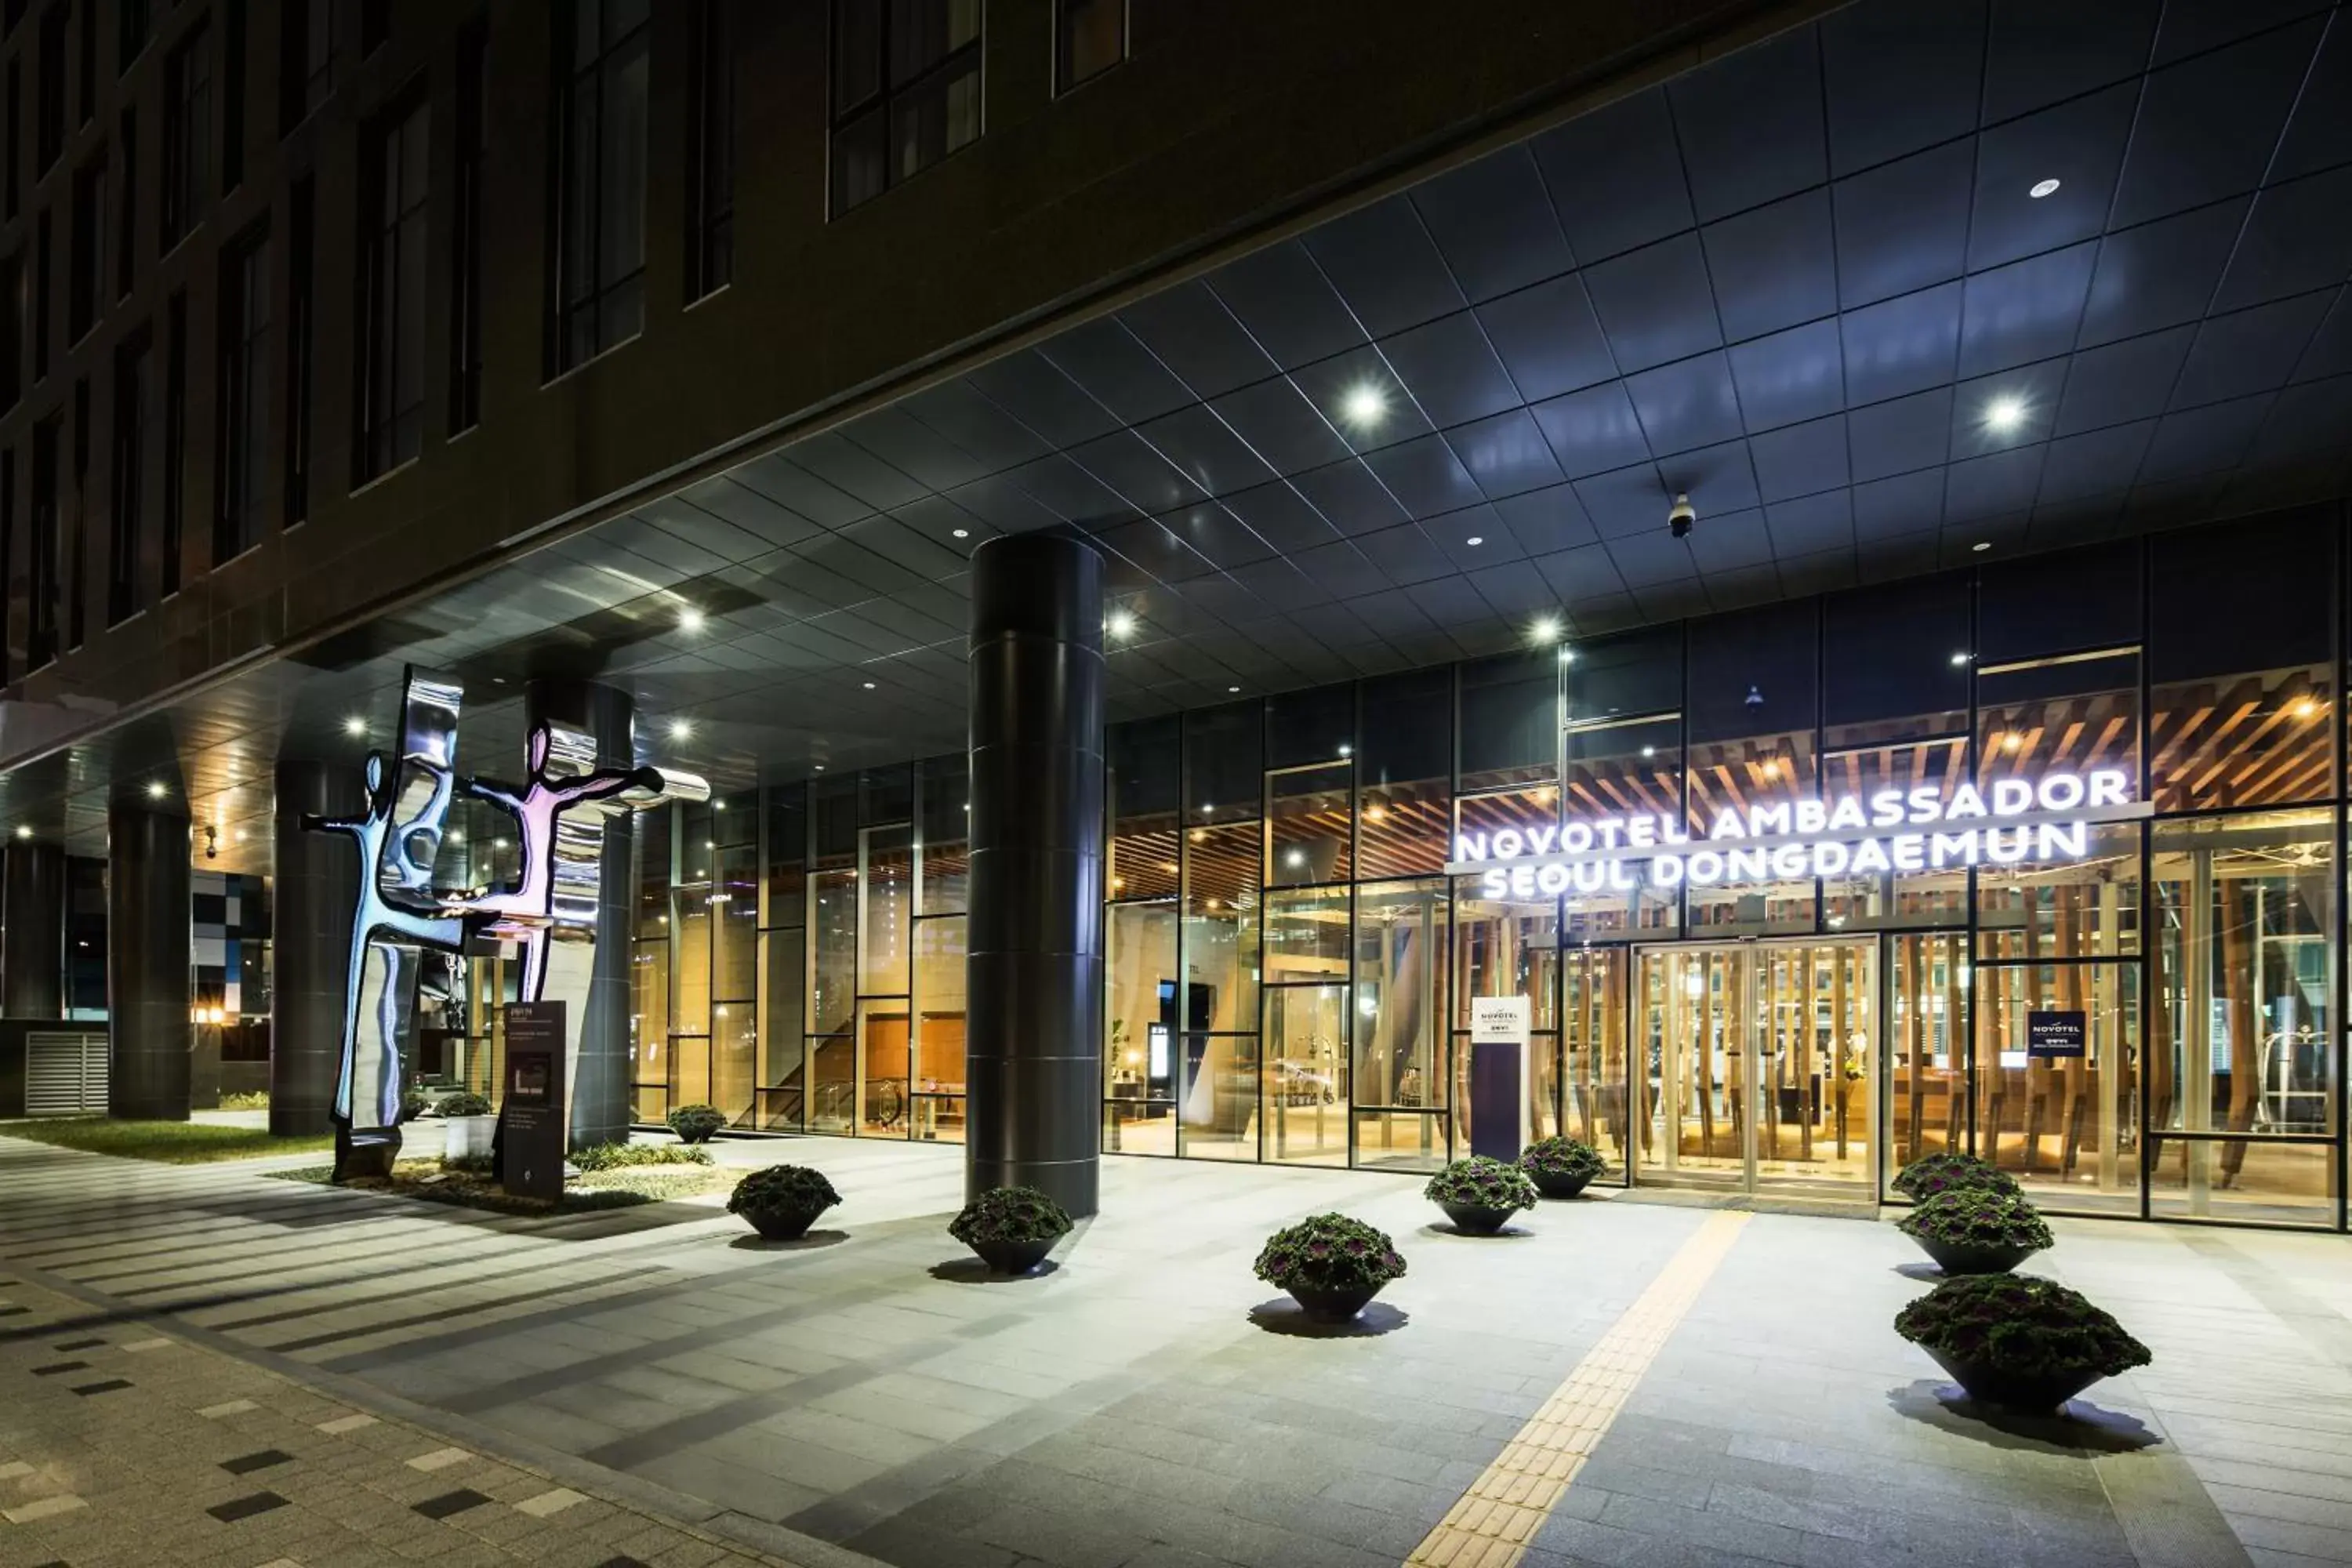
[913,915,965,1143]
[1564,622,1680,724]
[1109,715,1181,901]
[810,867,856,1035]
[1107,901,1180,1109]
[1352,1109,1448,1173]
[812,774,858,861]
[2151,810,2333,1138]
[1976,823,2140,960]
[1183,821,1258,1031]
[2151,1138,2336,1226]
[1359,776,1450,878]
[808,1031,855,1133]
[1561,947,1629,1174]
[1886,933,1969,1190]
[1460,648,1558,792]
[857,999,910,1137]
[1177,1033,1258,1160]
[1977,540,2140,664]
[1972,960,2138,1213]
[1359,668,1453,877]
[672,868,711,1038]
[1265,886,1349,982]
[758,926,806,1131]
[1267,681,1354,769]
[1355,881,1446,1114]
[1821,738,1971,930]
[1264,982,1348,1166]
[861,763,913,826]
[711,1000,754,1127]
[2151,514,2333,683]
[1185,699,1262,825]
[918,757,968,915]
[1562,717,1682,940]
[1452,879,1558,1032]
[859,824,912,996]
[2151,662,2334,811]
[1821,572,1971,744]
[635,803,670,938]
[1683,731,1817,935]
[765,782,805,925]
[715,788,755,848]
[672,1033,710,1110]
[1687,600,1817,746]
[713,844,757,1000]
[1268,762,1351,887]
[630,935,667,1116]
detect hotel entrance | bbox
[1635,939,1878,1203]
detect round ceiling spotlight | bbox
[668,719,693,741]
[1973,540,1993,553]
[1107,609,1137,640]
[1530,615,1563,646]
[146,781,169,800]
[343,717,365,737]
[952,528,970,539]
[1339,383,1388,429]
[1465,535,1484,547]
[2028,178,2062,199]
[862,681,877,690]
[677,606,706,633]
[12,825,28,840]
[1984,395,2027,434]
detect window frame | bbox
[160,16,210,252]
[212,220,270,564]
[1051,0,1124,95]
[354,89,427,484]
[826,0,985,218]
[544,0,651,376]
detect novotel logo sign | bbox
[1445,768,2149,897]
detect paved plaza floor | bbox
[2,1131,2349,1568]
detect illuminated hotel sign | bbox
[1445,768,2149,896]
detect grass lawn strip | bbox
[0,1117,336,1163]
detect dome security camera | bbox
[1668,492,1697,539]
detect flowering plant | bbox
[728,1165,840,1218]
[1254,1213,1406,1294]
[666,1104,728,1143]
[1519,1137,1606,1183]
[1423,1156,1538,1213]
[1892,1152,2020,1201]
[1896,1188,2053,1251]
[949,1185,1073,1247]
[1895,1274,2150,1379]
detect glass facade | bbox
[629,512,2351,1229]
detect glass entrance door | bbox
[1636,938,1878,1200]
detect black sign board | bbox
[501,1001,567,1200]
[2027,1009,2086,1060]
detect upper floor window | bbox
[829,0,981,217]
[448,13,484,433]
[686,0,734,300]
[119,0,151,73]
[67,147,104,343]
[162,18,210,249]
[549,0,648,373]
[358,96,426,480]
[279,0,341,132]
[1054,0,1122,93]
[108,327,151,625]
[213,220,268,563]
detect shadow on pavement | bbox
[1886,1378,2162,1452]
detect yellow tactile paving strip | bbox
[1406,1210,1751,1568]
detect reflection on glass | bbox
[1183,820,1258,1033]
[1178,1033,1257,1160]
[1683,733,1817,933]
[713,843,757,1001]
[855,999,910,1138]
[711,1000,755,1126]
[1821,738,1969,930]
[630,937,668,1122]
[1976,823,2139,959]
[1973,960,2137,1212]
[673,1033,710,1110]
[1265,886,1349,981]
[1358,775,1449,877]
[1562,946,1627,1172]
[808,1030,855,1134]
[1453,881,1559,1032]
[2151,1140,2336,1226]
[1355,882,1446,1114]
[1105,902,1178,1155]
[758,926,805,1131]
[2152,663,2332,812]
[913,915,966,1142]
[1887,932,1967,1188]
[1562,716,1680,940]
[859,825,912,997]
[1267,761,1352,887]
[1263,984,1347,1166]
[810,868,856,1036]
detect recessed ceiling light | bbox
[1107,610,1137,639]
[1984,395,2027,434]
[234,829,247,842]
[1949,652,1971,666]
[678,606,706,633]
[2029,178,2061,199]
[813,763,826,771]
[11,825,27,840]
[1337,743,1352,757]
[862,681,877,689]
[1531,615,1562,645]
[952,528,970,539]
[343,717,365,736]
[1340,383,1388,428]
[493,837,510,850]
[449,830,466,844]
[1465,535,1484,547]
[668,719,693,741]
[1557,646,1577,665]
[147,781,169,800]
[1228,685,1242,694]
[1973,540,1992,553]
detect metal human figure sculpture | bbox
[306,750,471,1176]
[460,723,663,1004]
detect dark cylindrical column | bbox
[108,798,192,1120]
[272,760,361,1136]
[2,840,66,1018]
[527,677,636,1148]
[966,535,1105,1217]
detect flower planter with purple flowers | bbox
[1254,1213,1406,1323]
[1423,1156,1538,1234]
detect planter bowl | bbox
[442,1115,495,1161]
[1530,1171,1593,1200]
[1913,1235,2039,1276]
[970,1237,1056,1275]
[1925,1345,2104,1415]
[1440,1201,1516,1236]
[742,1207,825,1242]
[1285,1283,1380,1323]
